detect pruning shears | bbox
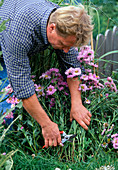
[42,131,77,148]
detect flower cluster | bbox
[34,68,68,108]
[95,165,115,170]
[3,84,21,108]
[6,95,20,107]
[65,67,81,78]
[101,122,118,149]
[77,46,98,67]
[79,72,104,92]
[104,77,117,92]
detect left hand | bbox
[70,103,92,130]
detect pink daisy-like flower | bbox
[84,98,91,104]
[112,137,118,149]
[5,112,14,119]
[65,67,81,78]
[39,73,51,79]
[35,84,43,91]
[72,68,81,76]
[38,90,45,97]
[77,54,84,62]
[6,96,13,104]
[47,85,57,95]
[14,98,20,104]
[101,142,108,148]
[107,77,113,83]
[111,133,118,138]
[65,67,74,78]
[78,84,88,92]
[80,74,89,81]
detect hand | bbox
[70,104,92,130]
[42,121,61,148]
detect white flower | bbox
[55,168,61,170]
[95,165,115,170]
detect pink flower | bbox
[39,72,51,79]
[49,68,59,73]
[107,77,113,83]
[78,84,88,92]
[65,67,81,78]
[35,84,43,91]
[21,126,24,130]
[6,96,13,104]
[84,98,91,104]
[85,69,92,73]
[31,75,36,78]
[14,98,20,104]
[72,68,81,76]
[57,86,64,91]
[101,142,108,148]
[5,112,14,119]
[49,98,55,108]
[46,85,57,95]
[105,93,109,98]
[111,133,118,138]
[2,152,6,155]
[64,91,69,96]
[101,129,106,135]
[37,90,45,97]
[80,74,89,81]
[90,63,98,67]
[5,84,13,94]
[112,137,118,149]
[65,67,74,78]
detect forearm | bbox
[67,77,82,106]
[22,93,51,128]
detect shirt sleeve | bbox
[55,47,85,80]
[3,40,35,99]
[2,9,36,99]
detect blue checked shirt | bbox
[0,0,84,99]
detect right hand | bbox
[42,121,61,148]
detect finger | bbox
[57,134,61,144]
[49,139,53,147]
[88,112,92,117]
[85,115,91,121]
[79,121,88,130]
[84,118,90,126]
[53,139,57,147]
[45,139,49,148]
[70,115,73,122]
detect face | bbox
[47,23,76,53]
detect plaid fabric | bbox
[0,0,84,99]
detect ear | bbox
[48,23,56,33]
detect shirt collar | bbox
[41,8,57,45]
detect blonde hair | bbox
[49,5,94,47]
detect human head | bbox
[48,4,93,47]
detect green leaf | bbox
[16,101,23,109]
[0,63,3,71]
[0,80,2,85]
[0,19,10,32]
